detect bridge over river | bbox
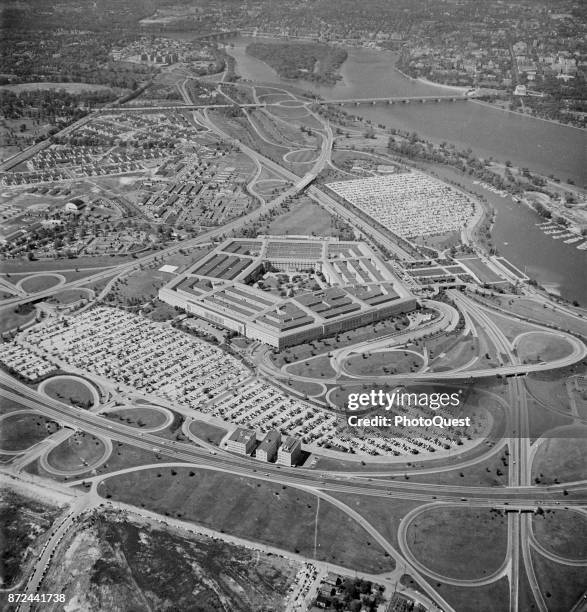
[316,94,473,106]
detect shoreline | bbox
[389,64,469,93]
[471,99,586,132]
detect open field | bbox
[268,198,335,236]
[46,432,108,472]
[0,490,62,589]
[40,512,299,612]
[284,149,319,163]
[530,550,587,612]
[43,377,95,409]
[254,179,288,196]
[0,305,37,333]
[107,267,177,306]
[532,510,587,559]
[104,407,168,430]
[31,442,167,483]
[476,295,587,338]
[284,379,325,397]
[47,288,92,305]
[516,331,574,363]
[99,467,395,573]
[428,335,479,372]
[0,412,59,452]
[405,506,507,580]
[408,447,509,487]
[480,310,536,343]
[526,398,573,442]
[344,350,424,376]
[286,355,337,379]
[531,432,587,484]
[329,493,423,550]
[525,374,573,413]
[188,420,227,445]
[0,397,34,416]
[427,577,510,612]
[19,274,63,293]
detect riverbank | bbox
[388,64,468,93]
[471,99,586,133]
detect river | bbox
[175,34,587,304]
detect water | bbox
[220,36,586,304]
[226,37,585,186]
[429,166,587,305]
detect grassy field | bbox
[285,149,319,163]
[104,407,168,430]
[286,355,337,379]
[268,198,335,236]
[0,305,37,332]
[408,447,510,487]
[483,310,537,342]
[329,493,423,550]
[480,295,587,338]
[188,420,227,445]
[530,549,587,611]
[344,350,424,376]
[32,442,169,483]
[428,336,479,372]
[0,398,35,417]
[48,288,92,305]
[426,577,510,612]
[525,374,573,414]
[19,274,63,293]
[0,412,59,451]
[531,432,587,484]
[43,377,95,409]
[526,398,573,443]
[284,379,325,398]
[532,510,587,559]
[46,432,108,472]
[516,332,573,363]
[405,507,507,580]
[99,467,395,573]
[254,179,288,196]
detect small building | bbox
[276,436,302,466]
[64,198,86,213]
[256,429,281,462]
[226,427,256,455]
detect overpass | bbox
[316,95,471,106]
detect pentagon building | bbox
[159,235,417,348]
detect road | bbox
[3,376,585,507]
[3,76,586,612]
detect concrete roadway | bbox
[262,291,586,390]
[449,290,551,612]
[2,377,585,507]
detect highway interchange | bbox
[1,81,586,612]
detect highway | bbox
[2,376,585,507]
[3,75,586,612]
